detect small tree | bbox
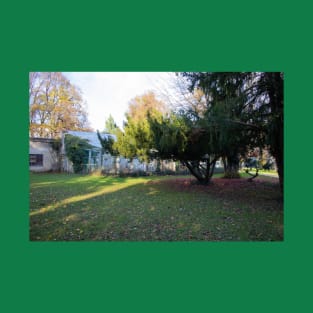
[64,134,92,173]
[97,130,118,156]
[104,115,120,136]
[115,92,165,162]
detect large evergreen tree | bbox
[181,72,250,178]
[251,72,284,190]
[181,72,283,190]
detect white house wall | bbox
[29,140,59,172]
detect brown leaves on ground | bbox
[149,177,283,212]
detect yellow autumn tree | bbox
[29,72,91,138]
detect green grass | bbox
[29,173,283,241]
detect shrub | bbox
[64,134,92,173]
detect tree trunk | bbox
[271,118,284,192]
[183,159,216,185]
[275,151,283,192]
[266,72,284,192]
[223,154,240,178]
[156,158,161,173]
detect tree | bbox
[64,134,92,173]
[148,110,221,184]
[29,72,91,138]
[249,72,284,190]
[104,114,120,136]
[115,92,165,162]
[127,91,166,121]
[97,130,118,156]
[159,72,258,178]
[98,115,120,156]
[180,72,256,178]
[115,82,247,184]
[181,72,284,190]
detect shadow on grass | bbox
[30,175,283,242]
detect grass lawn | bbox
[30,173,283,241]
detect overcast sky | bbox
[63,72,175,131]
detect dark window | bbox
[29,154,43,166]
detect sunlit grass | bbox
[30,179,144,216]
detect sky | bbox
[63,72,175,131]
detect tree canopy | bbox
[29,72,91,138]
[114,91,165,162]
[180,72,283,188]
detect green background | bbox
[1,1,312,312]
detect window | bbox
[29,154,43,166]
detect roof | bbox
[64,131,116,149]
[30,137,57,143]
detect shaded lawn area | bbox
[29,173,283,241]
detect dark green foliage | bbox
[64,134,92,173]
[148,113,219,184]
[255,72,284,190]
[148,113,187,160]
[97,130,117,156]
[181,72,283,190]
[181,72,256,178]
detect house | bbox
[29,131,108,173]
[29,138,60,172]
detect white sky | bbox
[63,72,175,131]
